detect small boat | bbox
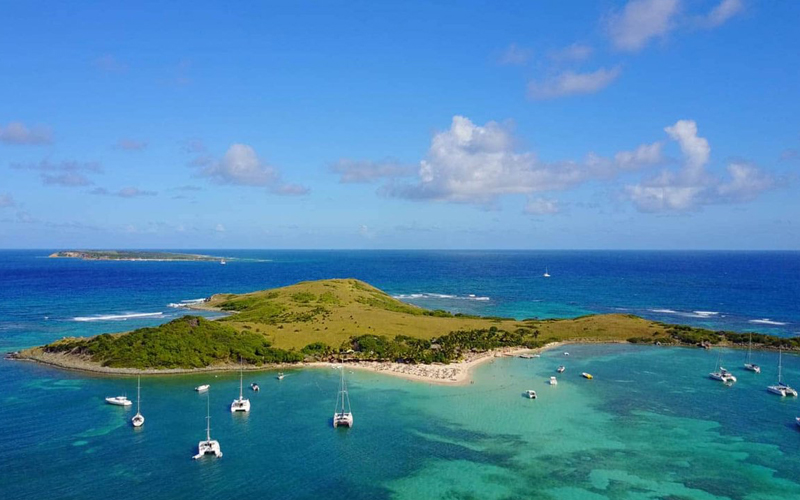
[193,392,222,460]
[557,366,566,373]
[769,349,797,397]
[525,390,537,399]
[333,362,353,428]
[105,396,132,406]
[549,376,558,386]
[250,383,260,392]
[195,384,210,392]
[277,372,285,381]
[563,352,570,356]
[231,359,251,412]
[744,333,760,373]
[131,376,144,428]
[581,372,593,379]
[519,354,534,359]
[543,267,550,278]
[220,259,226,265]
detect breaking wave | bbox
[73,312,164,322]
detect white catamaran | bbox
[231,359,251,412]
[131,376,144,427]
[193,392,222,460]
[333,364,353,428]
[709,352,737,384]
[768,348,798,397]
[744,333,761,373]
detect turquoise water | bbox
[2,344,799,499]
[2,250,800,498]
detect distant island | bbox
[48,250,223,262]
[13,279,800,383]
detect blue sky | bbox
[1,0,798,249]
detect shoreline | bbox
[10,343,571,384]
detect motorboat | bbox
[195,384,210,392]
[105,396,132,406]
[581,372,593,379]
[525,390,537,399]
[250,383,260,392]
[549,377,558,386]
[557,366,566,373]
[277,372,285,380]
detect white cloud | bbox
[0,193,14,208]
[11,159,102,187]
[193,143,309,195]
[215,223,226,233]
[548,43,594,62]
[626,120,774,212]
[527,66,622,100]
[42,172,94,187]
[200,144,278,186]
[0,122,53,145]
[498,43,533,66]
[704,0,744,28]
[91,187,157,198]
[607,0,681,51]
[524,197,560,215]
[115,139,147,151]
[358,224,375,239]
[384,116,662,206]
[330,159,415,183]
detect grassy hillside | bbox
[33,278,796,370]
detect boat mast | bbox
[747,334,752,363]
[136,376,141,414]
[778,348,783,384]
[206,393,211,442]
[239,358,244,400]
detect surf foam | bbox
[73,312,164,322]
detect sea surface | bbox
[1,250,799,499]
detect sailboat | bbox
[193,392,222,460]
[333,363,353,428]
[768,348,798,397]
[709,352,737,383]
[230,359,251,412]
[744,333,761,373]
[131,376,144,427]
[543,267,551,278]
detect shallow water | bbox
[1,344,799,499]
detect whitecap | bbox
[393,292,490,302]
[650,308,677,314]
[749,318,787,326]
[73,312,164,322]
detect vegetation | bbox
[32,278,799,371]
[48,250,220,261]
[44,316,302,369]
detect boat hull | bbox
[195,385,210,392]
[105,397,132,406]
[744,363,761,373]
[333,413,353,428]
[193,440,222,460]
[230,398,251,412]
[132,414,144,427]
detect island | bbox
[48,250,224,262]
[13,278,800,384]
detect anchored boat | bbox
[333,362,353,428]
[131,376,144,427]
[231,360,251,412]
[193,392,222,460]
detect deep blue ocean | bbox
[1,250,799,499]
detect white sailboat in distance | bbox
[131,376,144,427]
[744,333,760,373]
[333,362,353,428]
[231,358,251,412]
[709,352,736,383]
[543,267,550,278]
[193,392,222,460]
[768,348,798,397]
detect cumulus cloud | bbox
[548,43,594,62]
[498,43,533,66]
[384,116,662,205]
[90,187,157,198]
[215,223,226,233]
[606,0,681,51]
[524,197,560,215]
[115,138,148,151]
[11,159,102,187]
[330,159,415,183]
[0,122,53,145]
[625,119,774,212]
[703,0,744,28]
[191,143,308,195]
[0,193,15,208]
[527,66,621,100]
